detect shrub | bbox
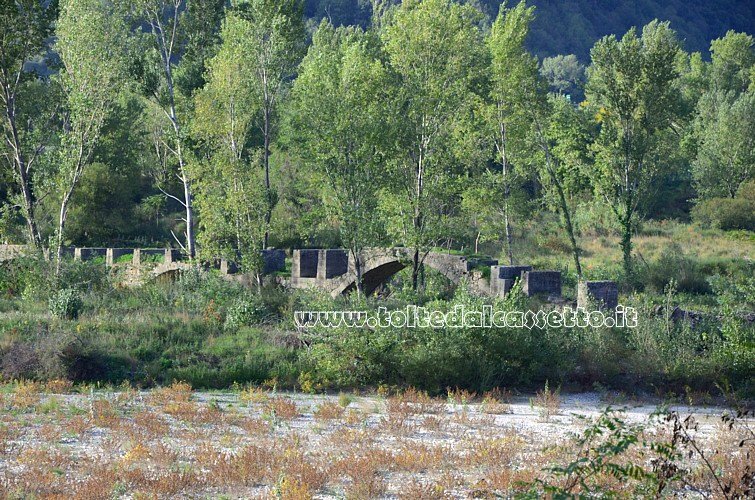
[693,197,755,231]
[1,333,71,380]
[58,259,110,293]
[693,181,755,231]
[48,288,83,319]
[642,245,710,294]
[224,297,268,329]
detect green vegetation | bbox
[1,3,753,498]
[1,228,753,398]
[0,1,753,399]
[303,0,755,62]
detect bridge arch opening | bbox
[333,258,459,297]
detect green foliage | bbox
[224,297,269,329]
[287,21,389,286]
[689,31,754,200]
[586,20,682,276]
[693,180,755,231]
[642,245,711,294]
[540,54,585,98]
[1,0,754,404]
[0,0,58,247]
[379,0,487,264]
[48,288,84,320]
[54,0,130,261]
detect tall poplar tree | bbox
[192,11,267,275]
[380,0,486,291]
[586,20,681,278]
[288,22,389,295]
[0,0,57,247]
[234,0,306,248]
[55,0,129,270]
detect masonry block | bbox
[490,265,532,296]
[324,249,348,278]
[262,249,286,274]
[298,249,319,278]
[578,281,618,310]
[0,245,29,261]
[522,270,561,297]
[494,265,532,280]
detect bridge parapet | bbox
[522,270,562,297]
[291,247,501,297]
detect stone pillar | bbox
[578,281,618,310]
[220,258,238,275]
[522,270,561,297]
[164,248,179,264]
[490,265,532,297]
[323,249,348,278]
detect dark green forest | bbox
[306,0,755,61]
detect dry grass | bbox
[44,378,74,394]
[239,384,270,404]
[10,379,42,409]
[264,397,300,420]
[0,385,749,498]
[148,380,192,405]
[481,388,513,414]
[314,400,345,421]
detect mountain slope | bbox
[305,0,755,60]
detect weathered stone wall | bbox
[0,244,30,261]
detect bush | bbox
[693,197,755,230]
[1,333,70,380]
[48,288,83,319]
[692,181,755,231]
[642,245,710,294]
[224,297,268,329]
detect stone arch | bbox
[150,262,194,282]
[329,251,466,297]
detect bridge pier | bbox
[490,265,532,297]
[522,270,562,297]
[578,281,618,310]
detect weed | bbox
[314,401,344,421]
[530,381,561,421]
[264,397,299,420]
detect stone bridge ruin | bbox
[0,244,618,307]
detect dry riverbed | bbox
[0,382,751,498]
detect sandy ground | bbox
[0,387,749,498]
